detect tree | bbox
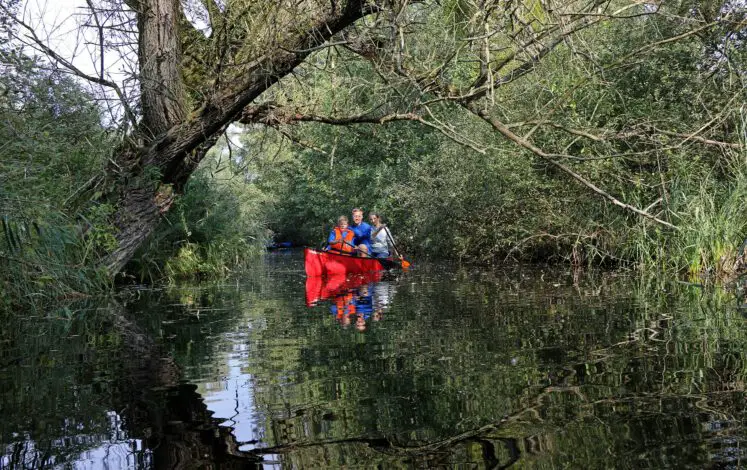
[2,0,409,273]
[4,0,745,274]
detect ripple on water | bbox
[3,253,747,468]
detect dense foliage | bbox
[0,53,272,308]
[129,144,271,282]
[250,1,747,276]
[2,0,746,314]
[0,52,113,309]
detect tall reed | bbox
[0,211,112,314]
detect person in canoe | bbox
[350,207,373,257]
[368,212,400,259]
[368,212,394,258]
[325,216,356,255]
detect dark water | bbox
[2,250,747,469]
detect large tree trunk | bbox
[137,0,187,139]
[103,1,380,274]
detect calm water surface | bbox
[2,250,747,468]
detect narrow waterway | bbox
[2,250,747,468]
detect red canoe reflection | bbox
[305,271,383,307]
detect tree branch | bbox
[1,2,139,130]
[239,105,489,155]
[468,104,678,230]
[84,0,105,82]
[150,0,415,187]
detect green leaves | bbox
[129,150,272,282]
[0,54,113,313]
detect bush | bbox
[129,150,271,282]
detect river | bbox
[2,250,747,468]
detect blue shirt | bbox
[354,288,374,319]
[350,222,372,251]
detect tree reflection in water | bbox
[4,254,747,468]
[0,301,263,469]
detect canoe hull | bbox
[304,248,386,277]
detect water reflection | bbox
[305,273,398,331]
[3,253,747,468]
[0,301,263,469]
[1,421,148,469]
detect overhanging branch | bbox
[468,103,678,230]
[238,105,489,155]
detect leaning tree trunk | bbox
[103,0,381,274]
[104,0,187,274]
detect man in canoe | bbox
[326,216,356,254]
[350,208,372,257]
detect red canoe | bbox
[305,248,395,277]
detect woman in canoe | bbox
[368,213,398,259]
[325,216,356,255]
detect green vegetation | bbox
[2,1,747,313]
[0,54,270,310]
[250,1,747,278]
[130,146,271,283]
[0,52,113,309]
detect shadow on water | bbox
[3,250,747,468]
[0,298,263,468]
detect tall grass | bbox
[622,148,747,281]
[678,173,747,280]
[0,210,112,313]
[0,57,116,314]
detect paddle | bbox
[383,226,411,269]
[342,239,363,255]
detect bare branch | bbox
[0,2,138,130]
[648,128,742,149]
[506,120,605,141]
[274,127,331,156]
[279,40,349,54]
[606,20,720,73]
[84,0,105,81]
